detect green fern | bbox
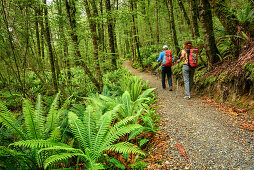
[23,99,39,139]
[10,139,70,149]
[34,94,44,139]
[107,142,145,156]
[0,146,32,169]
[0,102,26,140]
[45,93,60,133]
[43,152,85,169]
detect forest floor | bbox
[122,61,254,169]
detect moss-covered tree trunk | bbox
[105,0,117,70]
[155,0,159,44]
[43,0,58,93]
[165,0,180,56]
[65,0,102,92]
[198,0,220,69]
[83,0,103,92]
[209,0,240,58]
[177,0,191,27]
[188,0,200,41]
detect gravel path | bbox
[122,61,254,169]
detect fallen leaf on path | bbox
[233,108,248,113]
[228,108,239,116]
[176,141,189,163]
[239,123,254,131]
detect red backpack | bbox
[161,50,173,67]
[186,48,198,68]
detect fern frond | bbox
[93,110,113,156]
[34,94,44,139]
[49,127,61,141]
[43,152,86,169]
[106,142,145,156]
[38,146,84,155]
[137,88,156,99]
[83,106,96,149]
[45,93,60,133]
[0,146,31,169]
[102,124,143,151]
[68,112,88,150]
[128,126,145,140]
[23,99,39,139]
[10,139,69,149]
[0,102,26,140]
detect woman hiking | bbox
[179,41,198,99]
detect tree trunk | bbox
[133,0,141,65]
[105,0,117,70]
[1,0,25,95]
[56,0,71,94]
[177,0,191,26]
[83,0,103,92]
[209,0,240,58]
[165,0,180,56]
[155,0,159,44]
[43,0,58,93]
[34,7,41,60]
[198,0,220,69]
[38,6,45,61]
[188,0,200,40]
[65,0,102,92]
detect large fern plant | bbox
[0,93,70,168]
[17,105,145,169]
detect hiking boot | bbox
[169,86,173,91]
[184,96,190,99]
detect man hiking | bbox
[157,45,174,91]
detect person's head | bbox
[163,45,168,50]
[184,41,193,50]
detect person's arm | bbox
[179,50,185,62]
[157,52,163,62]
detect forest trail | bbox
[122,61,254,169]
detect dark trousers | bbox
[161,66,172,89]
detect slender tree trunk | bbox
[177,0,191,26]
[83,0,103,92]
[198,0,220,69]
[43,0,58,93]
[209,0,240,58]
[1,0,25,95]
[133,0,141,65]
[57,0,71,93]
[165,0,180,56]
[38,6,45,60]
[99,0,106,52]
[188,0,200,40]
[130,0,136,62]
[65,0,102,92]
[34,7,41,60]
[105,0,117,70]
[155,0,159,44]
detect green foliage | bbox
[199,75,217,87]
[237,3,254,31]
[0,93,71,168]
[243,63,254,81]
[0,146,32,169]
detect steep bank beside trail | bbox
[123,61,254,169]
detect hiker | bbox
[178,40,198,99]
[157,45,174,91]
